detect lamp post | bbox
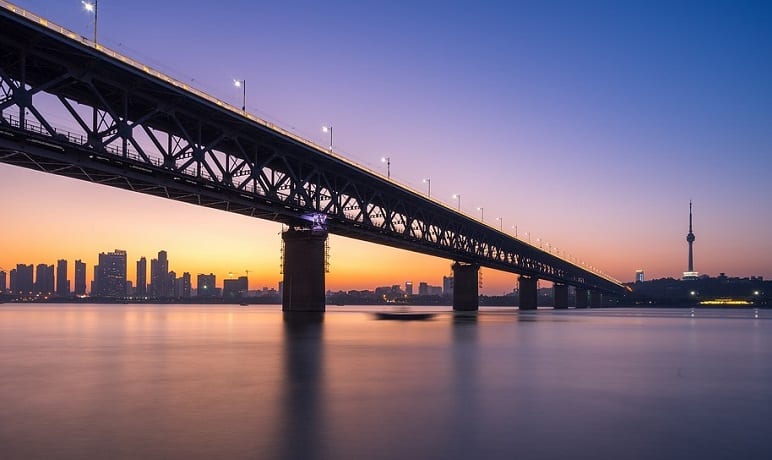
[322,125,333,151]
[423,178,431,198]
[233,79,246,112]
[452,194,461,211]
[512,225,518,238]
[496,217,503,231]
[82,1,98,44]
[477,207,484,222]
[381,157,391,179]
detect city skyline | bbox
[0,247,455,298]
[1,1,770,294]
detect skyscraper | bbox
[150,250,169,298]
[93,249,127,298]
[56,259,70,297]
[683,201,698,280]
[197,273,217,297]
[0,270,6,293]
[15,264,34,294]
[74,260,86,296]
[34,264,54,295]
[136,257,147,297]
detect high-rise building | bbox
[93,249,127,298]
[136,257,147,297]
[197,273,217,297]
[16,264,35,294]
[223,276,249,299]
[56,259,70,297]
[0,270,6,293]
[635,269,644,283]
[150,250,169,298]
[443,276,454,296]
[180,272,191,298]
[683,201,698,280]
[74,260,86,295]
[405,281,413,296]
[34,264,54,295]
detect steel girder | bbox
[0,6,627,295]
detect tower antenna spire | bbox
[685,200,696,278]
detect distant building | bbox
[74,260,86,296]
[197,273,217,298]
[13,264,34,295]
[150,250,169,298]
[683,201,698,280]
[405,281,413,296]
[223,276,249,299]
[93,249,127,298]
[443,276,454,296]
[179,272,191,298]
[418,282,429,296]
[0,270,6,293]
[56,259,70,297]
[34,264,54,295]
[136,257,147,297]
[635,269,644,284]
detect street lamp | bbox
[82,1,98,44]
[496,217,503,231]
[477,207,484,222]
[322,125,333,151]
[233,79,246,112]
[512,225,518,238]
[381,156,391,179]
[452,194,461,211]
[423,178,431,198]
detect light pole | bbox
[496,217,503,231]
[512,225,518,238]
[233,79,246,112]
[423,178,431,198]
[322,125,333,151]
[82,1,98,44]
[477,207,484,222]
[452,194,461,211]
[381,157,391,179]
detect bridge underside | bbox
[0,5,627,301]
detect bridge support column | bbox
[575,287,589,308]
[452,262,479,311]
[282,228,327,312]
[518,276,538,310]
[554,284,569,309]
[590,290,602,308]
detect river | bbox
[1,304,770,459]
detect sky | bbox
[1,0,771,294]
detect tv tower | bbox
[684,201,697,279]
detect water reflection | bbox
[280,312,325,460]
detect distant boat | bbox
[239,301,249,307]
[374,310,435,321]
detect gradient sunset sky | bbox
[1,0,770,294]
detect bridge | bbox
[0,2,628,311]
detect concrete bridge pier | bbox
[452,262,479,311]
[575,287,589,308]
[282,227,327,312]
[518,276,538,310]
[554,284,569,309]
[590,290,602,308]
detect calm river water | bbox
[1,304,770,459]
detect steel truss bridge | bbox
[0,3,626,298]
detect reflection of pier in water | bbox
[280,313,325,460]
